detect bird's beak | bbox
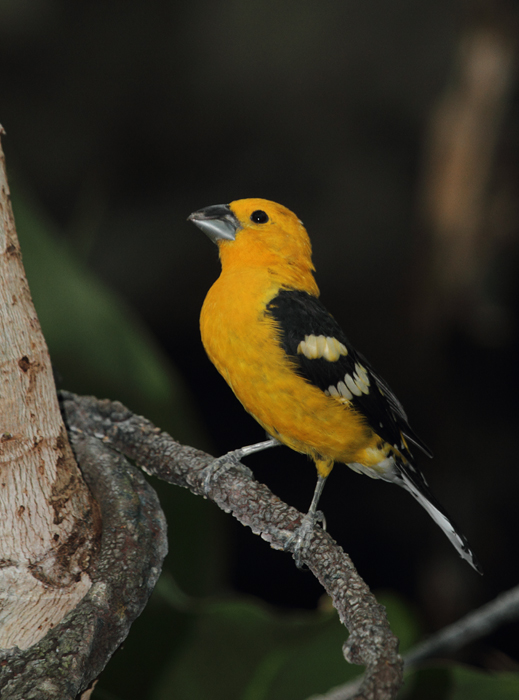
[187,204,241,244]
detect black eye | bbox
[250,210,269,224]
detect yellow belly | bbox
[200,269,386,475]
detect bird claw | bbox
[201,451,253,495]
[201,438,279,495]
[285,509,326,568]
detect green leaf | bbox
[376,591,421,654]
[152,597,360,700]
[403,665,519,700]
[449,666,519,700]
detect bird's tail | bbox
[394,465,482,574]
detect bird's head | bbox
[188,198,315,279]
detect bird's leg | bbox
[286,474,328,568]
[202,437,281,494]
[228,437,282,461]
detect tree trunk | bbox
[0,129,100,650]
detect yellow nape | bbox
[216,198,318,294]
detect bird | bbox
[188,198,481,573]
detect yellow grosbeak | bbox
[189,198,480,572]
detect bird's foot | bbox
[201,438,280,495]
[201,450,254,495]
[285,509,326,568]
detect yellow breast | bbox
[200,268,375,466]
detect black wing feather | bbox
[266,289,432,459]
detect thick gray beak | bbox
[187,204,241,244]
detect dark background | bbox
[1,0,518,695]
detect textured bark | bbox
[0,132,100,649]
[0,431,167,699]
[61,391,404,700]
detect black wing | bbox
[266,289,432,458]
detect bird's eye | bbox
[250,210,269,224]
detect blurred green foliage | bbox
[12,187,199,443]
[95,584,420,700]
[403,666,519,700]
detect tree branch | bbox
[60,391,403,700]
[403,583,519,668]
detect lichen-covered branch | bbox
[61,391,403,700]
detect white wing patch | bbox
[345,373,362,396]
[297,337,371,403]
[337,380,353,400]
[326,362,371,402]
[297,334,348,362]
[354,363,370,391]
[323,365,372,404]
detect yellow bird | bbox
[189,198,480,572]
